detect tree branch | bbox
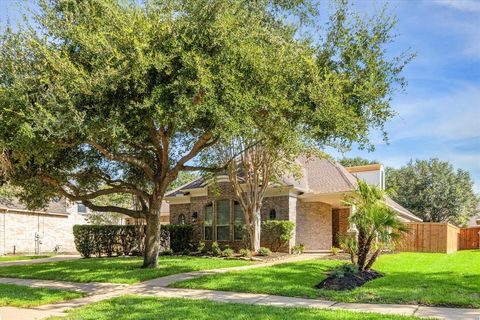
[87,141,156,181]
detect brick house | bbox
[0,198,89,255]
[165,157,422,252]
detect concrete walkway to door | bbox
[0,253,479,320]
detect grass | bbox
[0,255,52,262]
[0,256,251,284]
[48,295,420,320]
[0,283,84,307]
[171,250,480,308]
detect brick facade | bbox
[0,209,88,254]
[170,182,337,252]
[332,208,351,247]
[296,201,332,250]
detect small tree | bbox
[341,180,408,271]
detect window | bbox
[77,203,87,213]
[178,214,186,225]
[204,203,213,241]
[216,200,230,241]
[269,209,276,220]
[234,201,245,240]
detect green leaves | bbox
[386,159,479,226]
[0,0,411,215]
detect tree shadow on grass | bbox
[317,270,480,308]
[60,296,402,320]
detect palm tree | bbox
[342,180,409,271]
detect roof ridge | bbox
[328,159,358,190]
[165,177,204,197]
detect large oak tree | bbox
[0,0,411,267]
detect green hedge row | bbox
[73,225,144,258]
[261,220,295,252]
[161,224,195,253]
[73,224,194,258]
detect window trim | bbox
[215,199,231,241]
[204,202,214,241]
[204,199,245,242]
[233,201,245,240]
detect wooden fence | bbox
[397,222,460,253]
[459,227,480,250]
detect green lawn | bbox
[48,295,419,320]
[0,255,52,262]
[0,256,251,284]
[0,283,84,307]
[171,250,480,308]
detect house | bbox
[0,198,89,255]
[467,214,480,227]
[165,156,422,252]
[123,201,170,226]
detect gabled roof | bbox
[385,196,422,222]
[294,156,358,193]
[166,156,359,197]
[0,197,68,214]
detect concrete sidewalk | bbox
[0,253,479,320]
[0,277,128,294]
[0,255,80,267]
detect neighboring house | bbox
[165,156,422,252]
[467,214,480,227]
[0,198,89,255]
[123,201,170,226]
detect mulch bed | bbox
[315,270,383,291]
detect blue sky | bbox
[1,0,479,191]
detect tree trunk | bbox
[143,209,161,268]
[247,209,262,253]
[252,210,261,252]
[364,249,381,271]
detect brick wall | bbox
[169,183,293,251]
[332,208,351,247]
[0,210,88,255]
[296,201,332,251]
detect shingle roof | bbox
[294,156,358,193]
[0,197,68,214]
[165,156,359,197]
[385,196,422,222]
[165,178,206,197]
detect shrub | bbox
[222,248,234,257]
[197,241,206,254]
[161,248,173,255]
[73,225,95,258]
[261,220,295,252]
[292,244,305,254]
[329,264,359,279]
[73,225,144,258]
[331,246,341,255]
[161,224,194,253]
[258,247,271,256]
[239,248,251,257]
[211,241,222,256]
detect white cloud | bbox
[430,0,480,12]
[387,84,480,142]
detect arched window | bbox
[178,214,186,225]
[269,209,276,220]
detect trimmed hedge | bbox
[261,220,295,252]
[73,225,144,258]
[73,224,195,258]
[161,224,195,253]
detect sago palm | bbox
[343,180,409,271]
